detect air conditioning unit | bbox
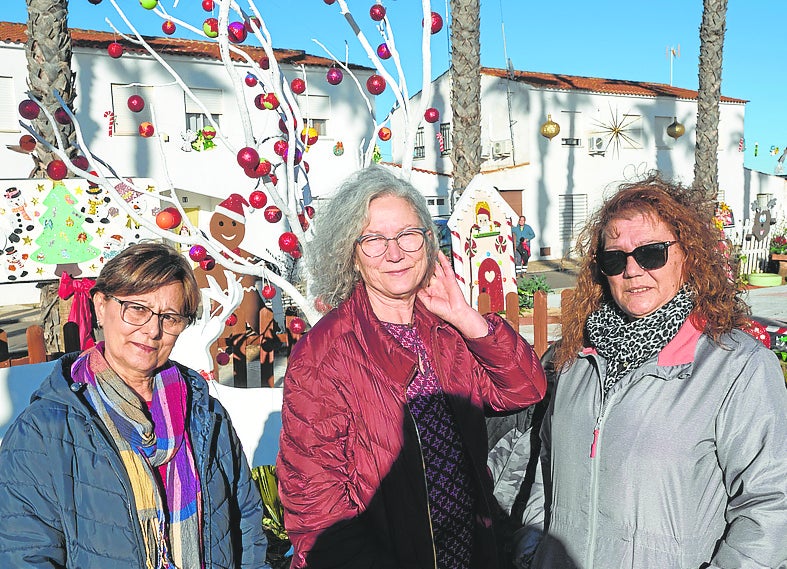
[492,139,512,157]
[588,136,605,156]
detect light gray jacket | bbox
[523,319,787,569]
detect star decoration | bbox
[37,267,44,275]
[146,185,155,193]
[90,264,98,271]
[74,186,83,195]
[23,236,32,245]
[590,106,642,157]
[31,197,39,205]
[37,184,45,192]
[96,227,105,236]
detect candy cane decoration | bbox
[104,110,115,136]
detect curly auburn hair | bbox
[554,175,750,371]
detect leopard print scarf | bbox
[586,287,694,392]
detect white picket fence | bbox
[725,219,773,276]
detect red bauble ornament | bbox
[261,284,276,299]
[216,351,230,365]
[88,0,103,4]
[369,4,386,21]
[156,207,182,230]
[227,21,247,43]
[289,317,306,334]
[46,160,68,181]
[323,0,336,4]
[202,0,214,11]
[264,205,282,223]
[429,12,444,34]
[127,94,145,112]
[202,125,216,139]
[293,148,303,165]
[300,127,318,146]
[107,42,124,58]
[18,99,40,120]
[303,161,310,173]
[19,134,36,152]
[138,122,155,137]
[254,159,272,177]
[258,56,270,70]
[199,256,216,271]
[269,173,278,186]
[273,139,288,157]
[305,205,316,218]
[244,73,258,87]
[249,190,268,209]
[71,155,89,171]
[378,126,392,141]
[162,20,176,35]
[225,313,238,327]
[366,74,386,95]
[424,107,440,123]
[291,78,306,95]
[255,92,279,110]
[298,212,309,231]
[290,248,302,259]
[376,43,391,59]
[54,107,72,125]
[236,146,260,169]
[189,244,208,262]
[203,18,219,38]
[245,17,261,33]
[326,67,343,85]
[278,232,299,252]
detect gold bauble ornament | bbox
[666,118,685,140]
[540,114,560,140]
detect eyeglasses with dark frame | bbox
[596,241,678,276]
[356,227,429,258]
[106,294,190,335]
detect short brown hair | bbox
[91,241,200,322]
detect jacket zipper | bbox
[405,363,439,569]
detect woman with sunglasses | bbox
[277,165,546,568]
[518,177,787,568]
[0,242,270,568]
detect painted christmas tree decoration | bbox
[33,182,100,267]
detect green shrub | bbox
[517,275,553,310]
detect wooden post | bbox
[26,325,47,364]
[504,291,519,329]
[533,290,548,358]
[477,292,491,317]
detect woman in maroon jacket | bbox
[277,165,546,569]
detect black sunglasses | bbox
[596,241,677,276]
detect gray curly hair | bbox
[307,165,438,311]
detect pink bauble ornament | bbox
[245,17,261,33]
[249,190,268,209]
[278,232,298,252]
[291,78,306,95]
[127,94,145,112]
[366,74,386,95]
[298,212,309,231]
[258,56,270,70]
[46,160,68,181]
[323,0,336,4]
[244,73,258,87]
[424,107,440,123]
[273,139,288,157]
[376,43,391,59]
[107,42,124,58]
[289,317,306,334]
[54,107,72,125]
[202,0,214,11]
[378,126,392,141]
[19,135,36,152]
[303,161,310,173]
[189,244,208,262]
[18,99,40,120]
[261,284,276,299]
[138,122,155,137]
[162,20,176,35]
[216,351,230,365]
[199,255,216,271]
[326,67,343,85]
[71,155,89,171]
[236,146,260,169]
[264,205,282,223]
[225,313,238,327]
[227,21,247,43]
[305,205,316,218]
[203,18,219,38]
[429,12,444,34]
[369,4,386,21]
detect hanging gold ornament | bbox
[666,118,685,140]
[540,114,560,140]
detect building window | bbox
[426,198,446,206]
[305,118,327,136]
[297,94,331,137]
[654,116,675,149]
[0,76,17,132]
[620,114,643,149]
[111,84,155,135]
[559,194,588,243]
[414,126,425,159]
[560,110,582,147]
[439,122,451,155]
[185,88,223,133]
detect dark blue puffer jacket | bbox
[0,353,270,569]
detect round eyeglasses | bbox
[356,227,428,258]
[596,241,677,276]
[107,294,190,335]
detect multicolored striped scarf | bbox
[72,343,203,569]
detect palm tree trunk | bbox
[449,0,482,200]
[694,0,727,201]
[25,0,77,178]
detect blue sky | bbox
[6,0,785,175]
